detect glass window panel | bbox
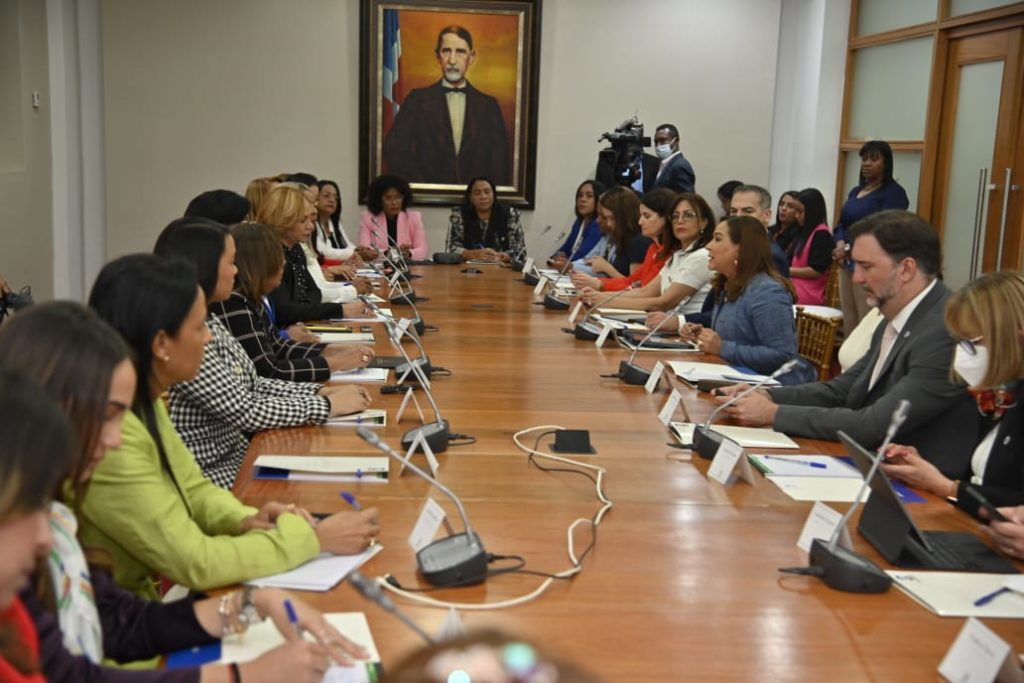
[848,37,933,140]
[949,0,1018,17]
[842,151,921,215]
[857,0,935,36]
[939,59,1003,290]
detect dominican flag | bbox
[382,9,401,134]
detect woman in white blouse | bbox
[582,193,714,313]
[314,179,362,263]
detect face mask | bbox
[655,144,674,159]
[953,344,989,388]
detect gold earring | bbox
[161,354,171,362]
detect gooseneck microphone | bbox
[692,359,800,459]
[616,300,691,385]
[356,428,488,587]
[541,237,582,310]
[521,227,566,285]
[800,400,910,594]
[369,217,410,271]
[573,281,642,340]
[348,571,436,644]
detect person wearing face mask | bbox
[880,271,1024,514]
[715,210,977,476]
[651,123,695,194]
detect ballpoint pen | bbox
[763,454,827,469]
[973,585,1011,607]
[284,599,302,638]
[341,491,363,510]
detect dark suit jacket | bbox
[769,281,978,477]
[383,80,510,185]
[267,245,343,326]
[652,152,696,194]
[956,390,1024,516]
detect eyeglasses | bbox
[958,336,983,356]
[671,210,698,221]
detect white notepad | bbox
[245,545,383,591]
[888,572,1024,618]
[319,332,375,344]
[220,611,381,683]
[324,409,387,427]
[329,367,389,383]
[667,361,780,386]
[748,454,862,478]
[670,422,799,449]
[765,475,871,502]
[253,455,389,475]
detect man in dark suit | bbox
[383,25,510,186]
[717,210,976,478]
[651,123,695,194]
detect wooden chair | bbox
[824,262,841,310]
[795,306,840,381]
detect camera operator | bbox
[651,123,695,194]
[596,118,659,192]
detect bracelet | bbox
[218,593,238,636]
[237,585,262,627]
[229,662,242,683]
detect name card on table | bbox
[797,501,852,552]
[408,497,447,552]
[567,301,584,325]
[398,429,440,478]
[533,277,548,296]
[522,257,535,274]
[707,438,755,486]
[395,387,426,424]
[939,617,1023,683]
[644,361,666,394]
[595,324,613,348]
[657,389,683,427]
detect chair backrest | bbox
[824,263,841,309]
[795,306,840,381]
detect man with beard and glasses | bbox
[713,210,976,477]
[383,25,511,186]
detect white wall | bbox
[0,0,54,300]
[769,0,851,216]
[99,0,783,259]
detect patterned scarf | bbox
[969,384,1018,420]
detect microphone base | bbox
[401,420,450,454]
[411,317,426,336]
[693,426,724,460]
[390,292,419,306]
[808,539,892,593]
[573,321,602,340]
[618,361,650,385]
[394,357,432,382]
[521,272,540,286]
[417,532,488,587]
[543,292,570,310]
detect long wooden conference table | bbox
[234,265,1023,681]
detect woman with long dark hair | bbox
[0,302,368,681]
[548,179,607,271]
[445,177,527,263]
[154,218,370,488]
[0,370,72,683]
[588,193,714,312]
[786,187,833,305]
[570,187,649,286]
[83,254,379,600]
[313,178,361,263]
[681,216,814,383]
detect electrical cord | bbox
[448,433,477,446]
[373,424,613,611]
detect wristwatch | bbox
[237,585,262,627]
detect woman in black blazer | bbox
[881,271,1024,517]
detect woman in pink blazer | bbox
[358,175,429,260]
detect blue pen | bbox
[763,454,827,470]
[341,491,363,510]
[283,599,302,638]
[974,586,1011,607]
